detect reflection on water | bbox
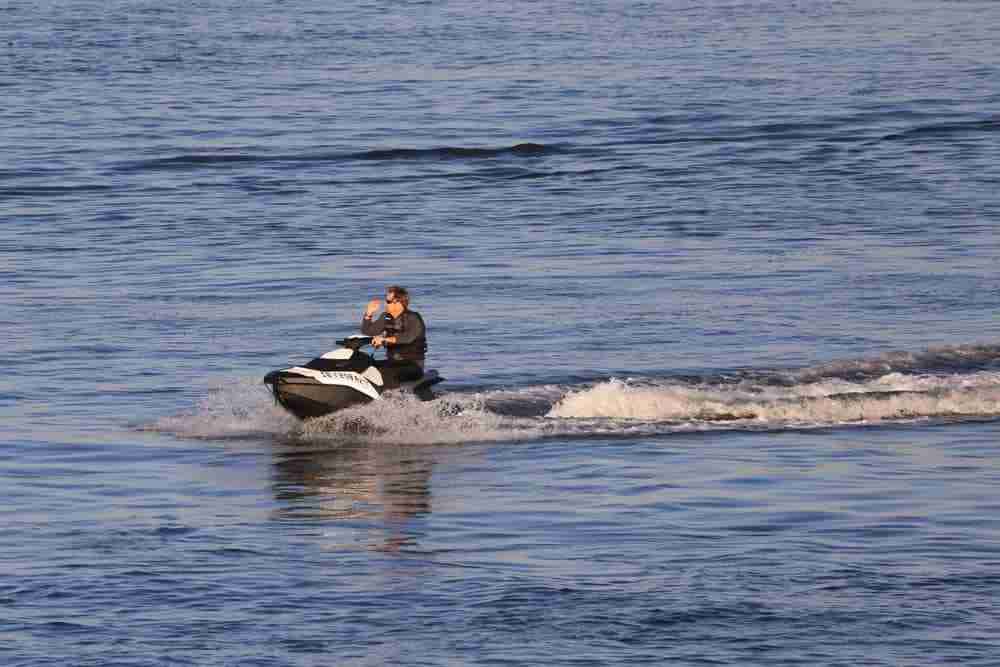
[269,440,435,552]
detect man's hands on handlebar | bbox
[371,335,396,348]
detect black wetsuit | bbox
[360,309,427,385]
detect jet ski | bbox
[263,335,444,420]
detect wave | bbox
[147,344,1000,445]
[111,142,559,174]
[786,344,1000,383]
[345,143,554,161]
[610,113,998,155]
[548,373,1000,425]
[880,118,999,143]
[0,184,114,199]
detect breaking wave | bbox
[147,345,1000,445]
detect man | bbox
[360,285,427,383]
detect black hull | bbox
[265,376,374,420]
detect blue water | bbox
[4,0,1000,664]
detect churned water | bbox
[3,0,1000,665]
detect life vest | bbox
[382,310,427,362]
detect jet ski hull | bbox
[265,373,373,420]
[263,337,444,421]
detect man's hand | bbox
[364,298,381,318]
[371,335,394,348]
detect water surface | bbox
[3,1,1000,664]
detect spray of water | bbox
[148,380,299,439]
[147,345,1000,443]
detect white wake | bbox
[548,372,1000,425]
[147,370,1000,444]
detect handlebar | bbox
[335,335,373,350]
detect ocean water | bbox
[3,0,1000,664]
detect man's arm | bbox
[360,314,385,336]
[361,298,385,336]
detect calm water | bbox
[3,0,1000,664]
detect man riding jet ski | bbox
[264,287,442,420]
[359,285,427,383]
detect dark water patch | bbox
[189,546,271,558]
[880,118,999,143]
[909,573,1000,591]
[741,510,888,534]
[93,210,134,224]
[752,119,846,137]
[36,620,97,634]
[468,166,551,181]
[346,142,557,161]
[30,344,132,357]
[110,143,563,174]
[0,184,114,199]
[481,393,558,418]
[357,162,640,187]
[0,392,25,405]
[640,601,783,630]
[791,344,1000,382]
[90,386,188,401]
[647,111,735,126]
[626,111,1000,157]
[154,525,197,538]
[0,168,73,181]
[114,153,262,173]
[235,180,310,196]
[623,117,872,150]
[8,243,85,255]
[2,464,105,479]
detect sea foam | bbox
[148,369,1000,445]
[547,372,1000,426]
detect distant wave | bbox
[880,118,999,143]
[611,114,999,152]
[0,184,114,199]
[345,143,553,160]
[148,344,1000,445]
[788,344,1000,382]
[111,143,559,174]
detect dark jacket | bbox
[360,309,427,363]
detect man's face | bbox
[385,292,404,317]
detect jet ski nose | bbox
[263,370,281,385]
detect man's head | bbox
[385,285,409,317]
